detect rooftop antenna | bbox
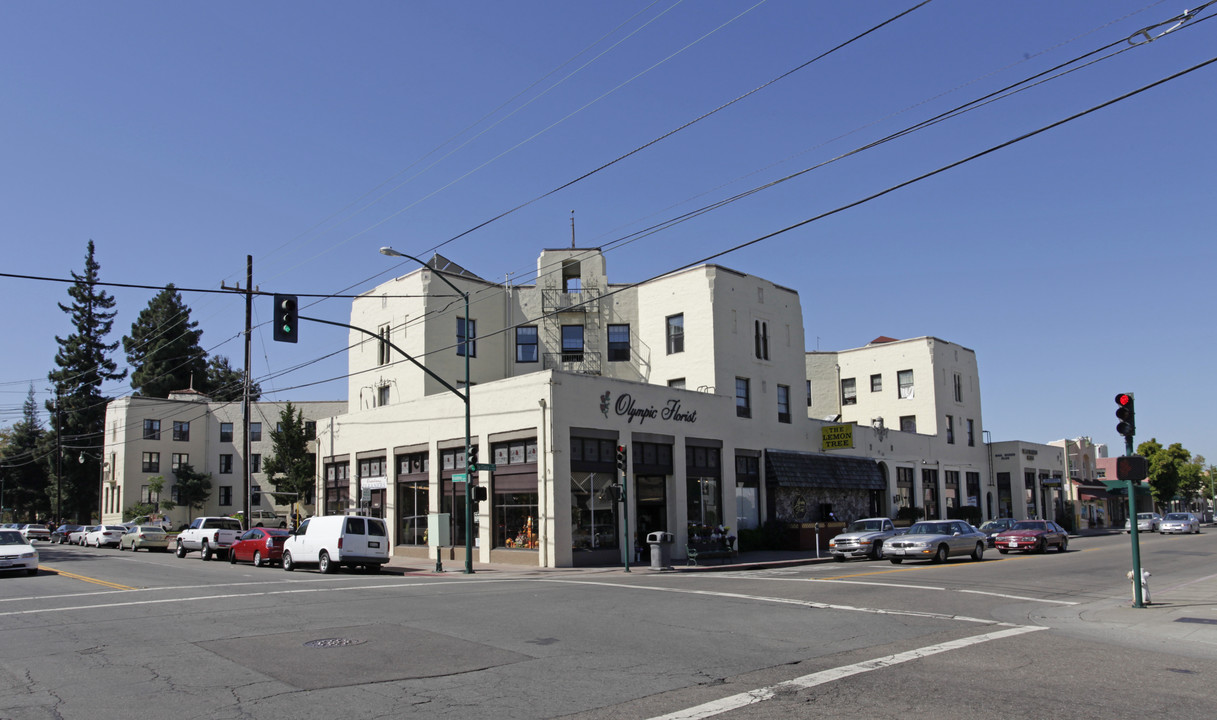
[570,210,575,249]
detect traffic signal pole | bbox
[1117,393,1145,608]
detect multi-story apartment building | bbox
[101,390,343,528]
[320,248,1000,568]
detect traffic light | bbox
[273,294,298,343]
[1116,455,1148,482]
[616,444,627,473]
[605,484,623,503]
[1115,393,1136,438]
[471,485,487,503]
[467,446,477,470]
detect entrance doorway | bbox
[634,475,667,560]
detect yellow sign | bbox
[821,424,854,450]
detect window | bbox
[967,419,975,447]
[898,370,914,399]
[953,373,963,403]
[359,456,386,478]
[378,324,391,366]
[607,324,630,362]
[377,385,390,407]
[754,320,769,360]
[807,380,812,407]
[250,454,261,474]
[219,454,233,474]
[736,377,751,418]
[777,384,791,423]
[515,326,538,363]
[870,374,882,393]
[143,419,160,441]
[250,422,262,442]
[141,452,160,473]
[668,378,686,389]
[457,317,477,358]
[305,421,316,439]
[218,486,233,507]
[841,378,857,405]
[172,421,189,441]
[900,415,916,433]
[561,325,584,362]
[251,484,261,506]
[666,314,684,354]
[171,453,188,471]
[946,415,955,444]
[564,273,581,293]
[220,422,234,443]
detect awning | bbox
[1075,479,1112,501]
[1100,480,1152,497]
[765,450,885,490]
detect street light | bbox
[380,246,474,574]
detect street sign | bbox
[452,473,468,483]
[472,463,497,472]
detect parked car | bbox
[282,515,390,573]
[118,525,169,552]
[0,529,39,576]
[229,528,290,567]
[994,520,1069,554]
[51,524,83,544]
[883,520,986,564]
[84,525,127,548]
[123,515,174,531]
[68,526,96,545]
[828,517,901,561]
[232,510,287,529]
[977,518,1016,547]
[1125,513,1162,533]
[19,524,51,543]
[1158,512,1200,534]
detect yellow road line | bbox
[39,565,137,591]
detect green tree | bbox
[203,355,261,402]
[1136,438,1191,511]
[123,285,207,398]
[262,403,315,511]
[0,385,51,521]
[173,462,212,522]
[47,241,126,522]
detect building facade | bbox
[101,390,343,528]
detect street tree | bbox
[47,241,126,522]
[173,462,212,523]
[262,403,315,513]
[123,284,207,398]
[0,385,51,521]
[1136,438,1190,511]
[203,355,261,402]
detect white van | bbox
[281,515,390,573]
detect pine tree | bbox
[123,284,207,398]
[262,403,316,511]
[0,385,50,521]
[203,355,262,402]
[47,240,126,522]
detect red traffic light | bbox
[1115,393,1132,407]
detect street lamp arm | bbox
[379,247,466,299]
[298,314,467,403]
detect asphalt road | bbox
[1,530,1214,719]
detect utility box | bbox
[428,513,451,548]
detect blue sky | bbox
[2,1,1215,464]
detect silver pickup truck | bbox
[828,517,901,561]
[174,516,244,560]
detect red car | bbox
[228,528,291,567]
[994,520,1069,554]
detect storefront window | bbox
[494,492,539,549]
[570,471,619,551]
[397,481,428,546]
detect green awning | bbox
[1100,480,1152,497]
[765,450,885,490]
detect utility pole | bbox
[222,256,255,529]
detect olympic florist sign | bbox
[821,424,854,450]
[600,390,698,426]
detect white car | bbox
[1158,512,1200,534]
[1124,513,1162,533]
[69,526,96,545]
[19,524,51,542]
[84,525,127,548]
[0,529,39,575]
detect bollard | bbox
[1127,568,1151,605]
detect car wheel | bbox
[1036,539,1047,554]
[175,542,187,558]
[933,544,949,563]
[200,540,212,561]
[1058,538,1068,552]
[253,551,263,568]
[228,549,237,564]
[889,558,903,564]
[282,551,295,571]
[971,543,984,561]
[319,550,334,574]
[871,541,883,560]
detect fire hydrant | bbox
[1127,569,1151,605]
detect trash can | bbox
[647,531,674,570]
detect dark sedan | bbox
[994,520,1069,554]
[51,524,84,544]
[977,518,1016,547]
[228,528,290,567]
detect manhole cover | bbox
[304,637,368,648]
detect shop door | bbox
[635,475,667,560]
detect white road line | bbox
[698,573,1078,605]
[646,625,1047,720]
